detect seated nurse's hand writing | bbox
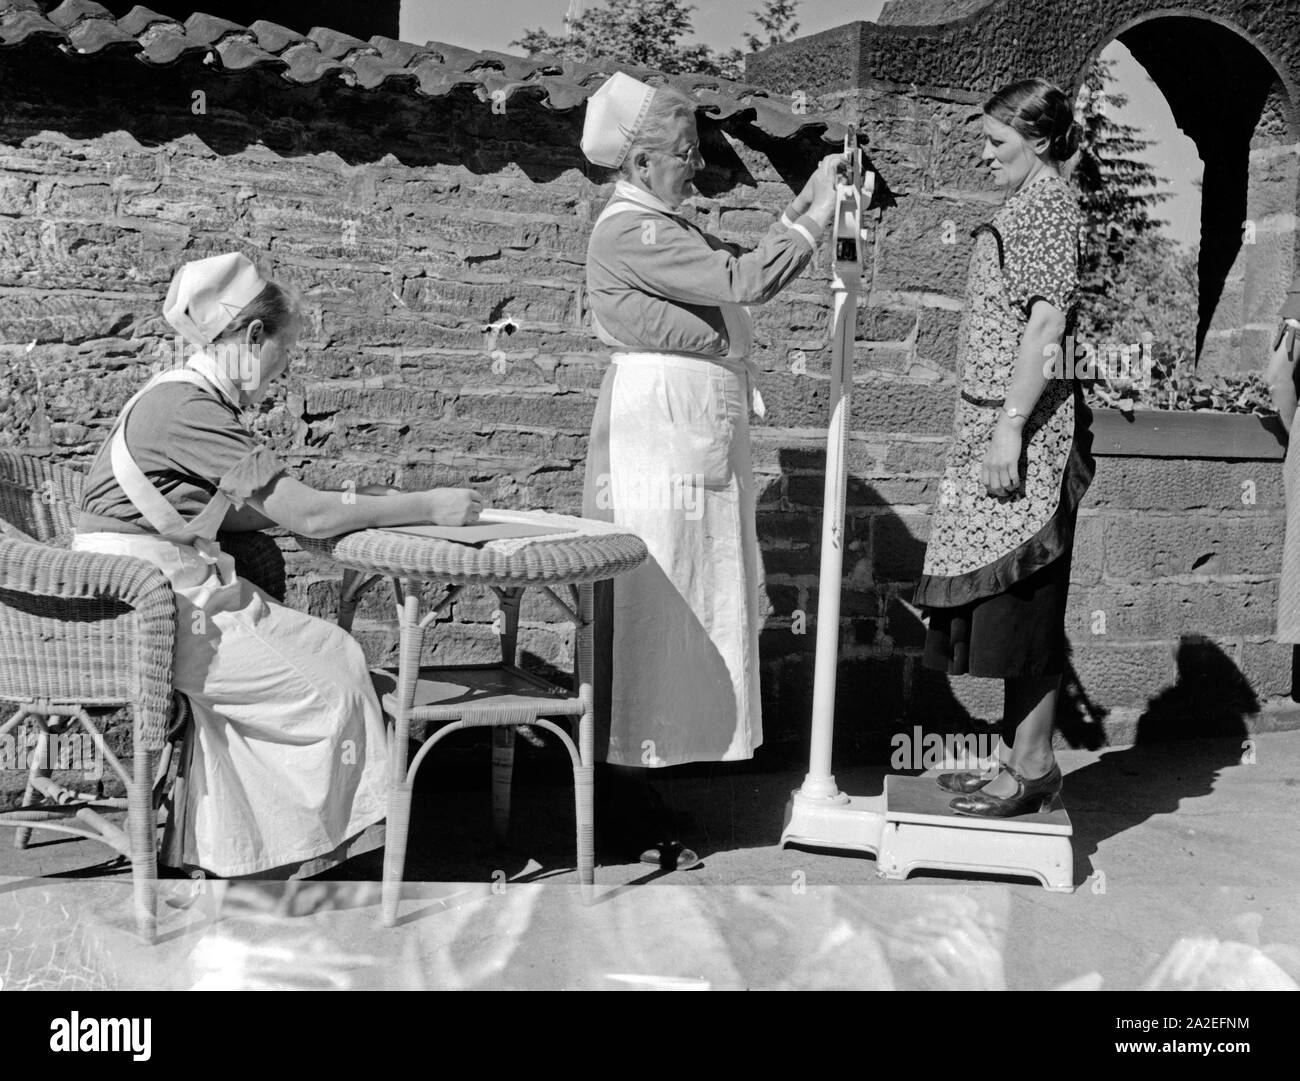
[359,483,483,525]
[981,417,1024,498]
[426,488,483,526]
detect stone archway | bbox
[1087,13,1299,374]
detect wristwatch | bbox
[1001,403,1026,422]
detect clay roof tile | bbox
[180,10,246,47]
[45,0,114,29]
[308,25,373,60]
[1,7,851,148]
[422,39,499,72]
[0,8,62,47]
[66,16,136,53]
[215,33,284,72]
[368,34,436,68]
[278,39,348,84]
[247,19,305,54]
[116,5,177,37]
[349,53,420,90]
[409,57,483,97]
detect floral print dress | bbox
[914,175,1094,610]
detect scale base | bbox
[877,774,1075,892]
[781,775,1076,892]
[781,789,886,855]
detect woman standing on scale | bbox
[914,78,1093,817]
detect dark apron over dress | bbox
[914,175,1094,679]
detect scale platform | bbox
[782,774,1075,892]
[877,774,1074,892]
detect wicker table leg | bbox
[339,568,360,633]
[382,584,422,927]
[381,779,414,926]
[13,720,47,850]
[490,589,523,844]
[491,727,515,845]
[129,748,158,944]
[576,581,595,903]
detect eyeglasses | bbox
[659,144,703,165]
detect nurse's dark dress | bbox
[914,175,1093,678]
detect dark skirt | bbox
[921,554,1072,679]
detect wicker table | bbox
[298,512,647,923]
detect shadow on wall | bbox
[754,444,1271,781]
[754,449,1124,770]
[1056,637,1109,751]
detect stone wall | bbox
[0,42,874,769]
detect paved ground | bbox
[1,732,1297,989]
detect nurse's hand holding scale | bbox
[786,153,851,225]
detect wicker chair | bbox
[0,449,285,942]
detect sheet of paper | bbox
[380,521,572,545]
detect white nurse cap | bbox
[163,252,268,346]
[581,72,658,168]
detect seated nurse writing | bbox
[74,252,481,878]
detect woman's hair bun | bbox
[1051,119,1083,162]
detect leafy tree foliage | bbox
[1072,56,1185,354]
[512,0,801,80]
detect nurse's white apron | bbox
[586,195,766,766]
[73,355,388,876]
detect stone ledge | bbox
[1091,408,1287,461]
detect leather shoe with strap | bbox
[948,761,1063,818]
[936,767,1001,794]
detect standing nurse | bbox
[76,253,481,876]
[580,73,842,864]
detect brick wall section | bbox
[1,41,1296,804]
